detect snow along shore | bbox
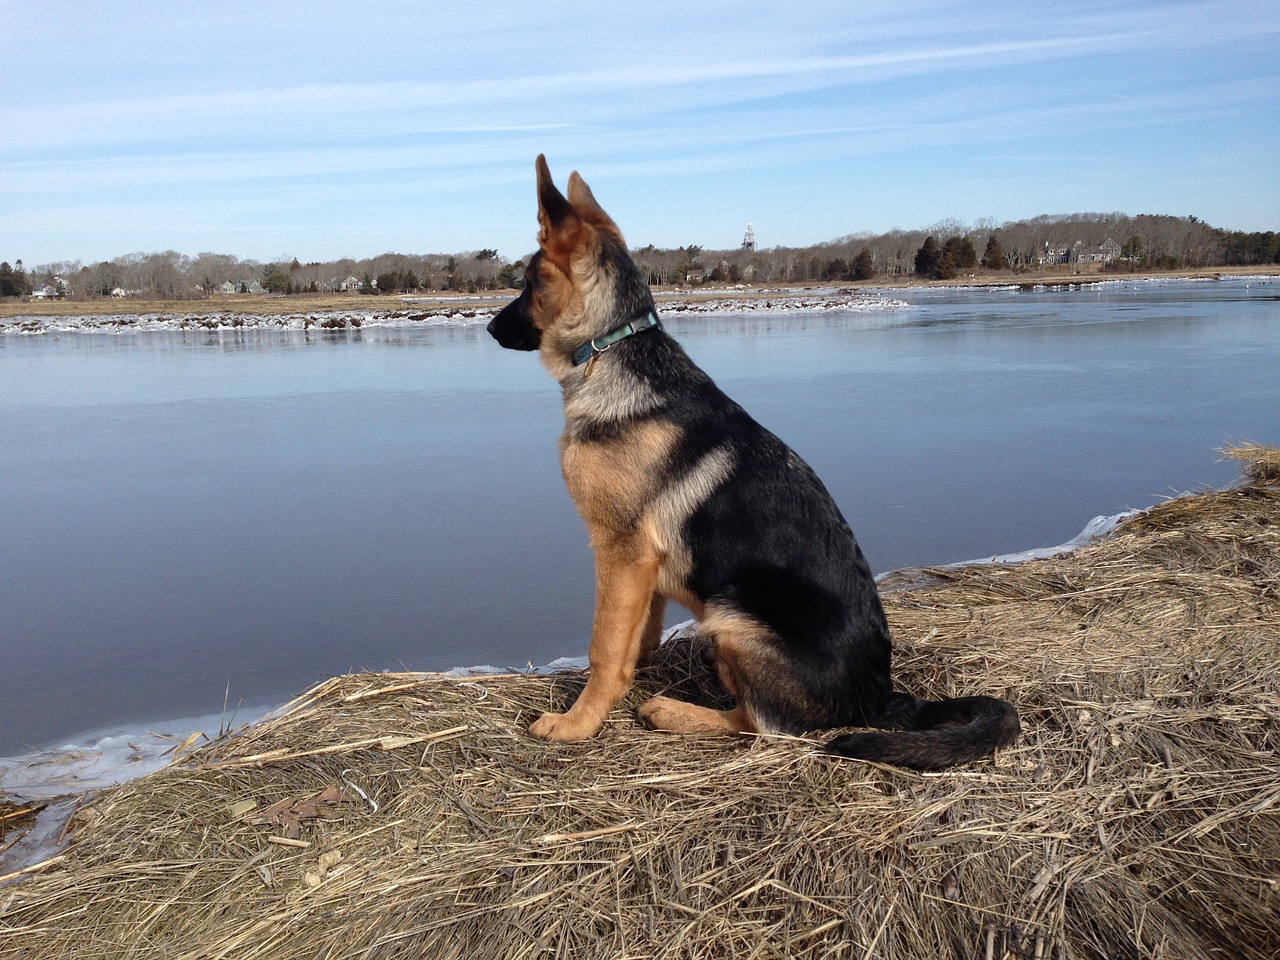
[0,291,909,336]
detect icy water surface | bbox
[1,276,1277,756]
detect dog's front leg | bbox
[530,545,660,742]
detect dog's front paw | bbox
[529,710,600,742]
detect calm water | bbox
[1,277,1277,755]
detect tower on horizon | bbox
[742,223,756,251]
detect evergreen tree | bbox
[0,261,31,297]
[914,236,942,278]
[852,248,875,281]
[262,268,291,293]
[980,235,1008,270]
[935,248,958,280]
[942,235,977,271]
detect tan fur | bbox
[561,420,682,535]
[561,364,662,433]
[635,604,815,737]
[530,539,662,741]
[698,603,814,725]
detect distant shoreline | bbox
[1,265,1274,321]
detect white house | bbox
[30,277,68,298]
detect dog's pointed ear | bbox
[569,172,625,246]
[567,171,614,227]
[536,155,573,233]
[535,155,580,272]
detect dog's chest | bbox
[559,419,679,531]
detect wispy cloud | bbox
[3,0,1276,262]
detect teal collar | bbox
[571,311,661,367]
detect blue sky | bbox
[4,1,1277,266]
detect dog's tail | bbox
[823,692,1021,770]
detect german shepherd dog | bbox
[487,156,1020,769]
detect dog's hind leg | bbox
[637,593,667,664]
[636,696,755,735]
[530,545,661,742]
[637,602,815,739]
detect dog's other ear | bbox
[535,154,581,273]
[566,172,616,229]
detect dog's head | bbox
[487,156,652,373]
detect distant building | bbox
[1087,238,1123,263]
[31,277,69,298]
[1038,238,1122,266]
[742,223,756,251]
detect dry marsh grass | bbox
[2,445,1278,959]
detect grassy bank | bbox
[2,266,1272,320]
[2,444,1277,959]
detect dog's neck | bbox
[570,310,662,368]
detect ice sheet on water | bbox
[875,509,1143,591]
[0,709,273,802]
[946,509,1142,567]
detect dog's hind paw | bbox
[529,710,602,742]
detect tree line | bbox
[4,214,1276,301]
[683,215,1279,285]
[0,249,523,301]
